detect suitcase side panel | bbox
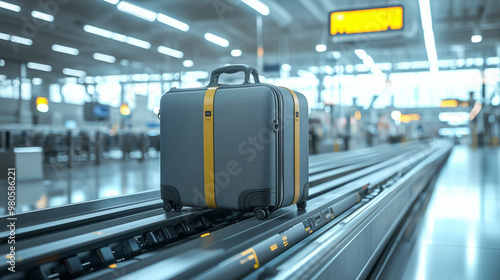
[297,91,310,202]
[278,87,310,206]
[278,87,296,207]
[160,90,207,208]
[213,86,278,210]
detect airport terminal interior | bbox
[0,0,499,279]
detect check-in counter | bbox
[0,147,43,180]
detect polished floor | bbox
[378,145,500,280]
[0,158,160,215]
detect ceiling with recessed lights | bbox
[0,0,499,83]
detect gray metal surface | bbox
[376,146,500,280]
[270,142,452,280]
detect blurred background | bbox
[0,0,499,213]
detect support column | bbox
[256,15,263,74]
[67,130,73,168]
[95,131,101,165]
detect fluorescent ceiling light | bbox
[371,67,383,76]
[331,51,341,59]
[10,35,32,45]
[391,111,401,121]
[315,44,327,53]
[418,0,438,72]
[363,56,374,66]
[63,68,86,77]
[157,46,184,58]
[353,49,384,78]
[241,0,269,16]
[0,59,4,66]
[102,0,119,4]
[84,25,151,49]
[111,32,127,42]
[0,1,20,12]
[27,62,52,72]
[31,10,54,22]
[231,49,242,57]
[117,1,157,22]
[157,13,189,32]
[281,63,291,72]
[93,52,116,63]
[471,34,482,43]
[84,25,113,38]
[485,57,500,66]
[52,44,79,55]
[354,49,367,59]
[308,66,319,73]
[32,77,42,85]
[204,33,229,47]
[322,65,333,74]
[126,36,151,49]
[0,31,10,41]
[183,60,193,67]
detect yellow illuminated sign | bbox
[354,111,361,120]
[440,99,458,108]
[36,97,49,113]
[330,6,404,35]
[36,97,48,106]
[399,114,420,123]
[400,115,411,123]
[120,103,131,116]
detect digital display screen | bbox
[84,102,110,121]
[330,6,404,36]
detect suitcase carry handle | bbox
[208,64,260,87]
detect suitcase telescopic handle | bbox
[208,64,261,87]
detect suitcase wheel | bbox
[163,201,183,212]
[297,201,307,211]
[254,208,270,220]
[173,204,183,212]
[163,202,173,212]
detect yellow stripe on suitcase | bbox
[282,87,301,205]
[203,87,218,208]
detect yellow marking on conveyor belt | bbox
[109,264,117,268]
[91,231,111,236]
[270,244,278,251]
[203,87,219,209]
[201,233,210,238]
[240,248,259,269]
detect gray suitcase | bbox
[160,65,308,219]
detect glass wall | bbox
[0,68,498,112]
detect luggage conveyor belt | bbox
[0,141,452,280]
